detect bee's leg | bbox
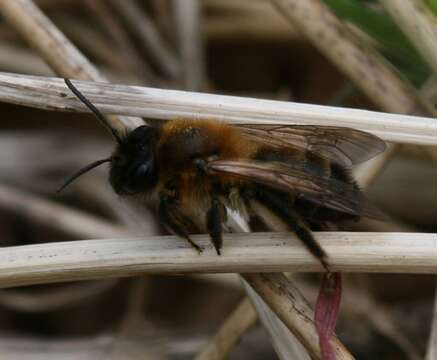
[243,186,329,270]
[206,196,224,255]
[159,194,203,254]
[193,158,225,255]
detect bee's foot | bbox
[194,245,204,254]
[321,257,330,273]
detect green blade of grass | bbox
[325,0,430,85]
[426,0,437,16]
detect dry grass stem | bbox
[0,183,129,239]
[173,0,206,90]
[151,0,173,36]
[422,75,437,107]
[54,15,132,75]
[1,232,437,288]
[107,278,150,358]
[2,73,437,145]
[272,0,435,117]
[205,15,297,42]
[0,41,136,83]
[0,334,160,359]
[243,273,354,360]
[205,0,298,41]
[109,0,180,80]
[243,279,311,360]
[0,0,143,132]
[0,279,118,313]
[194,298,257,360]
[83,0,156,84]
[428,290,437,360]
[35,0,75,8]
[225,196,323,357]
[0,42,53,76]
[226,210,321,358]
[0,0,100,80]
[381,0,437,75]
[379,4,437,358]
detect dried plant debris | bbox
[0,1,436,359]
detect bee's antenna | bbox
[56,158,112,193]
[64,79,122,144]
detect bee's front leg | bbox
[158,193,203,254]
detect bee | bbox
[59,79,386,270]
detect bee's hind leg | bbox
[242,186,329,271]
[159,194,203,254]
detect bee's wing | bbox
[236,124,386,167]
[206,159,385,219]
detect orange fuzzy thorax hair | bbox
[159,119,257,164]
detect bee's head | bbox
[109,125,160,195]
[57,79,160,195]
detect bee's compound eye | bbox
[127,157,159,194]
[110,154,159,195]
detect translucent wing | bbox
[236,124,386,167]
[206,159,384,219]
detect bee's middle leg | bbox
[206,196,225,255]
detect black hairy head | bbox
[58,79,161,195]
[109,125,161,195]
